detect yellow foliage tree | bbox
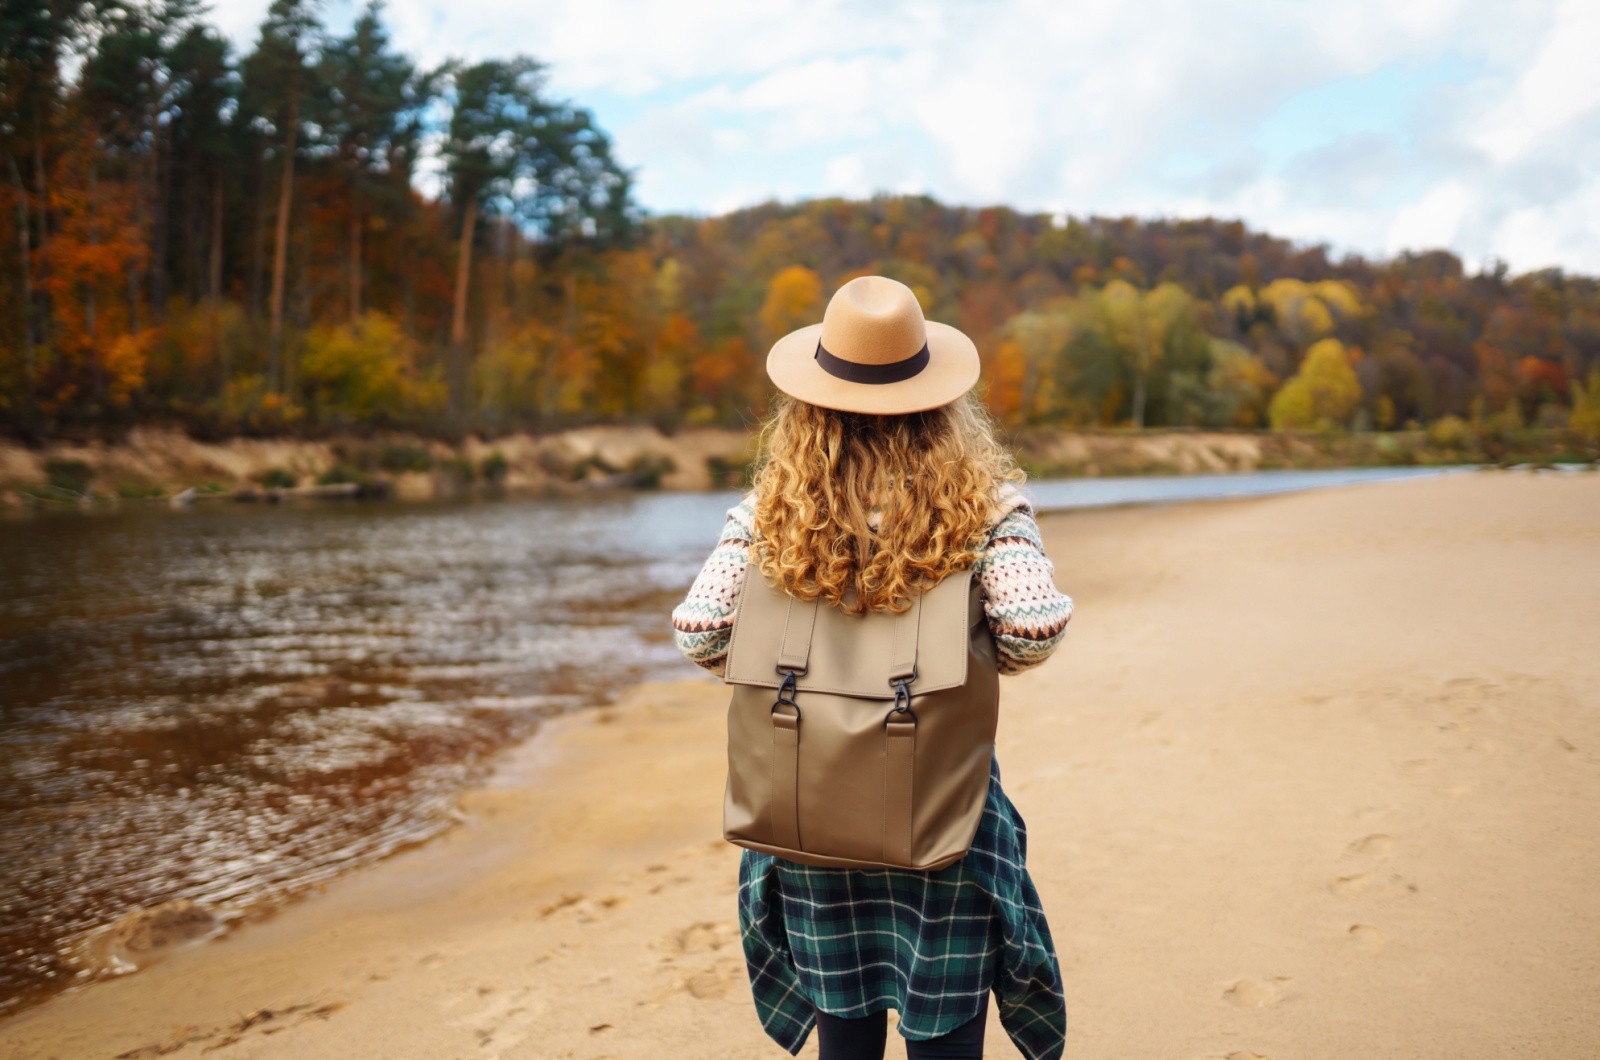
[759,265,823,341]
[476,322,554,427]
[1269,338,1362,430]
[1097,280,1193,426]
[1570,367,1600,442]
[1313,280,1362,318]
[301,311,446,424]
[1220,284,1257,329]
[1259,278,1360,351]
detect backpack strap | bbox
[777,594,818,675]
[771,595,818,851]
[888,592,921,683]
[883,710,916,864]
[883,593,922,863]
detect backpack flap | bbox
[724,563,975,697]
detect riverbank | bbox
[3,471,1598,1058]
[0,425,755,508]
[4,424,1591,510]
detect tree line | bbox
[3,0,1599,442]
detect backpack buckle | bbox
[773,667,803,724]
[886,676,915,723]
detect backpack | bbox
[722,563,1000,870]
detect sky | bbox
[209,0,1600,274]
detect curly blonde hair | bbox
[751,393,1022,614]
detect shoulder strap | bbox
[776,594,818,674]
[888,592,921,684]
[770,594,817,851]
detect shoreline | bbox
[3,473,1598,1058]
[6,423,1589,514]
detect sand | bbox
[3,470,1598,1060]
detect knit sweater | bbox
[671,489,1073,676]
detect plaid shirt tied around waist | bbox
[737,757,1066,1059]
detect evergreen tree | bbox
[317,0,413,320]
[241,0,320,390]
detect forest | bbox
[4,0,1600,445]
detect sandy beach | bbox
[2,470,1597,1060]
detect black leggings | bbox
[813,994,989,1060]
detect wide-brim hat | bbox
[766,275,980,415]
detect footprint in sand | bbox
[1227,1052,1273,1060]
[1346,834,1393,859]
[1347,924,1387,951]
[683,960,744,1000]
[1329,870,1418,899]
[1223,977,1291,1008]
[450,984,540,1054]
[673,920,736,954]
[1328,872,1374,898]
[653,921,744,1000]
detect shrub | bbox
[254,467,298,489]
[1372,434,1413,465]
[217,374,303,433]
[1426,415,1472,450]
[479,451,508,484]
[317,463,363,486]
[45,458,93,494]
[442,458,476,484]
[299,312,447,426]
[706,455,751,489]
[627,453,675,489]
[378,444,432,473]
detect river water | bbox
[0,466,1455,1014]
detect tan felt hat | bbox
[766,275,980,415]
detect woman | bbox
[672,276,1073,1060]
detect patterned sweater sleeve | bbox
[670,496,755,675]
[974,495,1074,675]
[672,491,1071,678]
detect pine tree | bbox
[241,0,320,391]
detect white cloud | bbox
[1473,0,1600,163]
[1388,180,1473,254]
[204,0,1600,272]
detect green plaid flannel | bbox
[737,758,1066,1059]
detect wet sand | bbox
[3,470,1598,1059]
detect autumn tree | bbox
[1096,280,1194,426]
[1570,368,1600,443]
[1,0,78,401]
[1269,338,1361,430]
[759,264,822,341]
[300,309,443,424]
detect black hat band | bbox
[814,341,930,385]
